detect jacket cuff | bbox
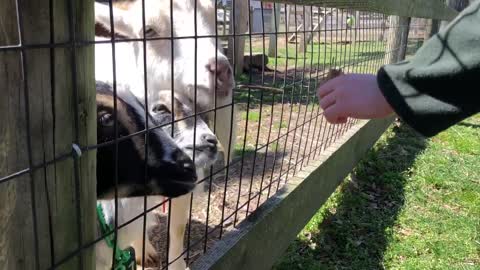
[377,67,434,137]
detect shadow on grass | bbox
[274,121,427,270]
[457,122,480,129]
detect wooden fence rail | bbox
[262,0,458,20]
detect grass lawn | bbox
[243,39,422,73]
[274,114,480,270]
[246,41,386,71]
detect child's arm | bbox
[318,1,480,137]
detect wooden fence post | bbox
[424,19,441,41]
[228,0,249,75]
[299,6,312,53]
[0,0,96,269]
[268,3,282,57]
[384,15,411,64]
[353,11,360,44]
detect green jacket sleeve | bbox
[377,2,480,137]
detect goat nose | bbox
[201,133,218,147]
[182,159,195,173]
[175,150,196,175]
[205,58,232,82]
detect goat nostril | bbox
[182,160,195,171]
[206,63,215,73]
[207,59,232,77]
[201,134,218,146]
[174,150,194,167]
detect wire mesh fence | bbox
[0,0,432,269]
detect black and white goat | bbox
[96,81,197,199]
[115,90,220,270]
[94,0,236,167]
[96,83,219,270]
[95,81,198,269]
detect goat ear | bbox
[95,2,137,38]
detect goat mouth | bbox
[211,82,233,98]
[184,145,217,152]
[183,148,219,169]
[168,180,196,189]
[189,84,232,98]
[97,179,196,199]
[184,146,218,161]
[160,180,196,198]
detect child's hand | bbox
[317,73,394,124]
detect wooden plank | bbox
[0,1,23,269]
[191,116,395,270]
[0,0,96,269]
[261,0,458,20]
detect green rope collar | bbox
[97,204,137,270]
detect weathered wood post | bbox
[299,6,312,53]
[268,3,281,57]
[378,17,388,42]
[384,15,411,64]
[424,19,441,41]
[0,0,96,269]
[353,11,360,44]
[286,4,292,34]
[228,0,249,75]
[222,6,228,36]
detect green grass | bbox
[273,121,288,129]
[234,143,256,158]
[269,141,279,151]
[274,114,480,270]
[245,40,386,71]
[241,111,260,122]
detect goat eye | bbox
[151,104,169,114]
[144,27,157,38]
[100,113,114,127]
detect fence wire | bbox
[0,0,429,269]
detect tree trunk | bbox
[0,0,96,269]
[384,15,412,64]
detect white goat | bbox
[94,0,237,166]
[150,90,219,270]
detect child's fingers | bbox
[317,86,334,99]
[317,78,339,98]
[337,117,348,124]
[319,93,336,110]
[323,104,343,124]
